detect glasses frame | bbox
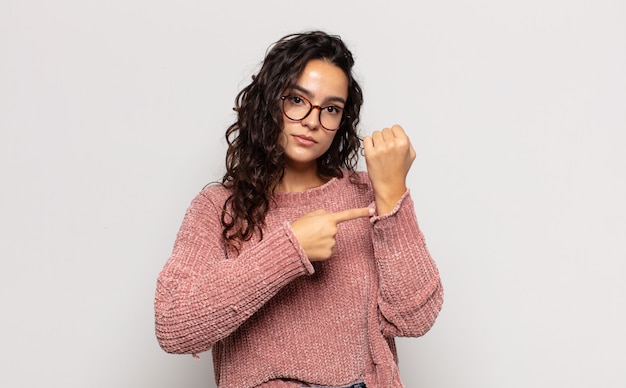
[280,95,348,131]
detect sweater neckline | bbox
[271,175,343,208]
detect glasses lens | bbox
[319,107,343,131]
[282,95,311,121]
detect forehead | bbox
[292,59,349,101]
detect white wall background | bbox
[1,0,624,387]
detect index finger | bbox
[332,207,374,224]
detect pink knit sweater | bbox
[155,171,443,388]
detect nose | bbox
[301,106,322,130]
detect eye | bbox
[324,105,343,115]
[287,95,305,105]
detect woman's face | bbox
[279,59,349,170]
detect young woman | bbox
[154,30,443,388]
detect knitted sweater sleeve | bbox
[154,189,313,355]
[371,191,444,338]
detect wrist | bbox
[374,186,407,214]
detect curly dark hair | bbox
[221,30,364,247]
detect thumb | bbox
[332,207,375,224]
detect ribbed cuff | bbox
[369,189,411,226]
[282,221,315,275]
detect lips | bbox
[292,134,317,146]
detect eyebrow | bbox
[288,85,347,105]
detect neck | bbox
[275,163,329,193]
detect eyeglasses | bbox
[280,94,346,131]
